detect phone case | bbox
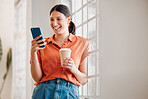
[30,27,45,48]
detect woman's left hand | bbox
[61,58,77,74]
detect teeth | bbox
[54,27,60,29]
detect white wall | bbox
[100,0,148,99]
[32,0,61,38]
[60,0,71,11]
[26,0,32,99]
[0,0,14,99]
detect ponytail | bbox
[69,21,76,35]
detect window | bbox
[72,0,100,98]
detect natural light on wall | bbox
[13,0,27,99]
[71,0,99,99]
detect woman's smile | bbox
[53,26,61,31]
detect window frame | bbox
[71,0,100,98]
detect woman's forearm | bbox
[30,52,43,82]
[73,69,88,85]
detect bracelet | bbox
[30,57,38,64]
[30,60,36,64]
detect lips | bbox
[53,26,61,30]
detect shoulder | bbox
[76,36,89,43]
[74,36,89,49]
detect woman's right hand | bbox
[31,35,47,53]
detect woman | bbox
[30,4,89,99]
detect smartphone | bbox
[30,27,45,48]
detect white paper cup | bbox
[59,48,71,64]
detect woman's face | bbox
[50,10,71,35]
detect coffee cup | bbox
[59,48,71,64]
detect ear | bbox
[67,16,72,25]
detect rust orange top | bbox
[36,33,89,86]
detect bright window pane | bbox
[88,0,96,19]
[76,26,82,36]
[96,77,100,96]
[88,19,96,38]
[72,15,75,24]
[83,6,87,22]
[83,83,87,95]
[83,0,87,5]
[76,0,82,11]
[72,0,75,13]
[89,37,97,51]
[79,86,82,95]
[88,52,96,75]
[83,23,87,38]
[88,77,95,96]
[75,10,82,26]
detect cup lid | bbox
[59,48,71,52]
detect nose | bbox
[52,20,58,26]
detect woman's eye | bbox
[50,19,54,21]
[57,18,61,20]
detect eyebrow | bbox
[50,16,62,18]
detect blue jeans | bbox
[32,78,79,99]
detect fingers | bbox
[31,43,46,52]
[31,35,41,44]
[34,35,42,41]
[64,58,73,62]
[37,39,45,44]
[62,58,73,66]
[31,36,47,52]
[37,42,47,47]
[31,39,46,47]
[61,58,76,74]
[32,38,45,45]
[62,62,72,67]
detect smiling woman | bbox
[30,4,89,99]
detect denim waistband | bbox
[42,78,79,87]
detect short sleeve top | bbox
[36,33,89,86]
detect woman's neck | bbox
[54,32,69,43]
